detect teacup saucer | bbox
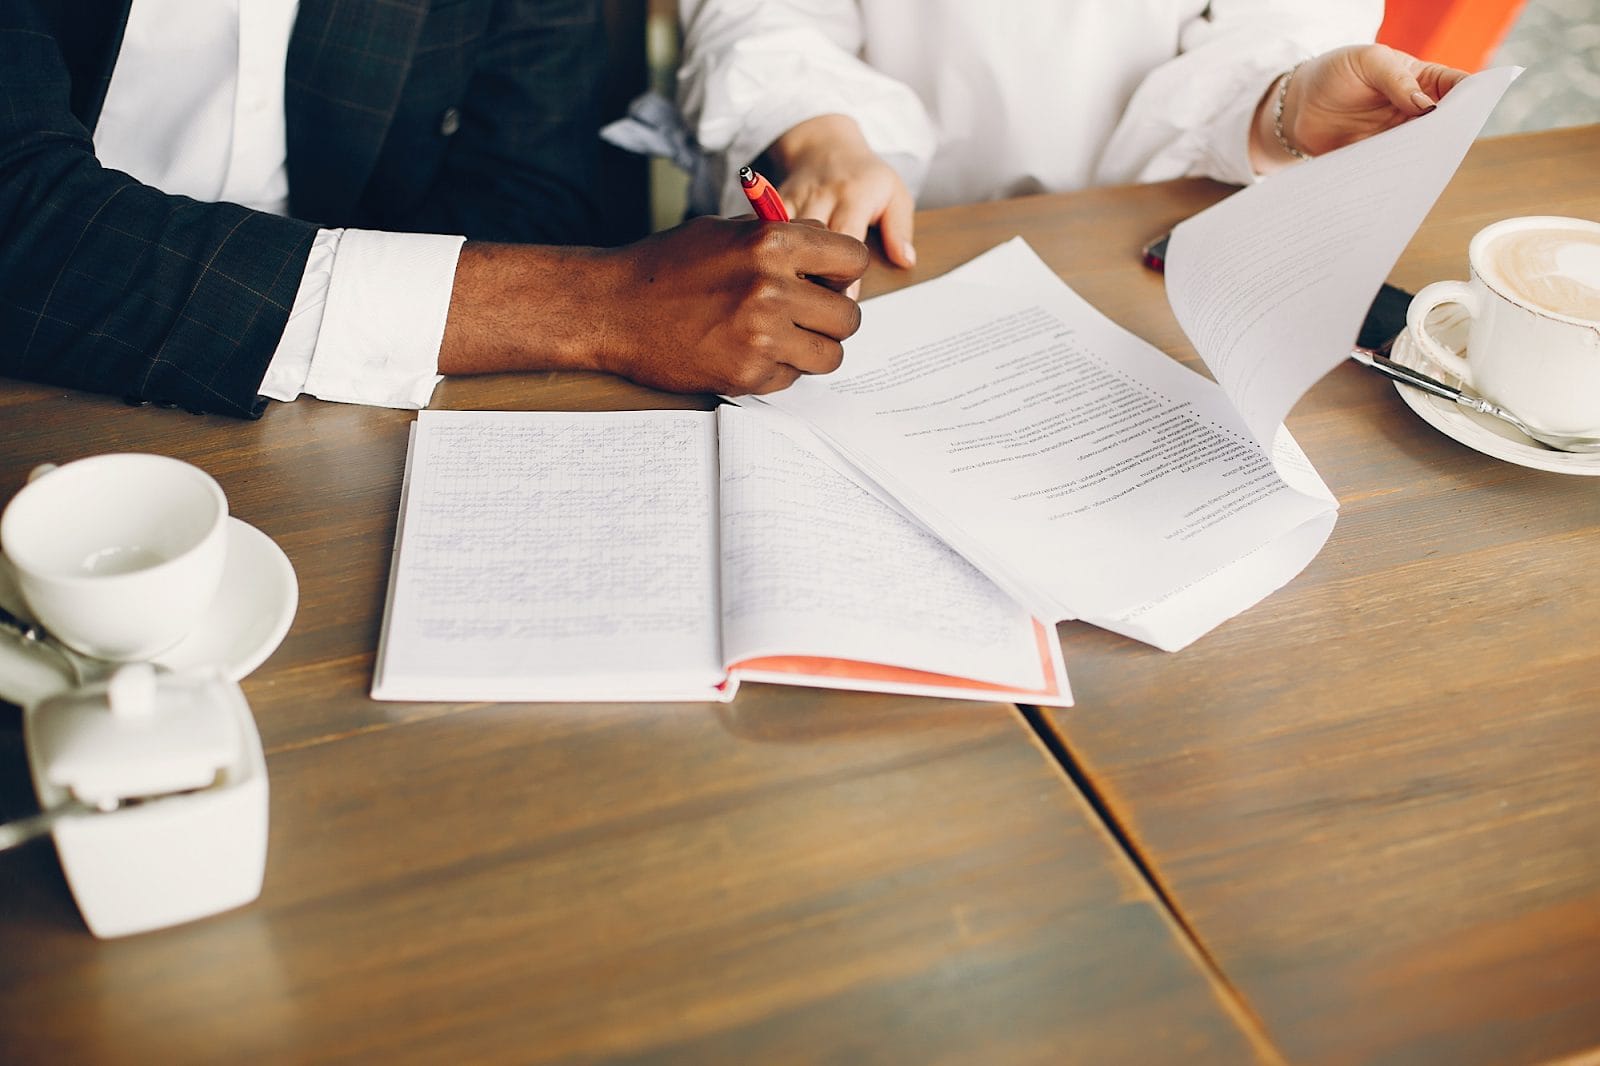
[154,519,298,679]
[1388,309,1600,477]
[0,518,297,682]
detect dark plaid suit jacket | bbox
[0,0,606,416]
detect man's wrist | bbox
[440,242,617,377]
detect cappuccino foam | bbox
[1481,225,1600,320]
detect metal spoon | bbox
[0,783,221,852]
[1351,347,1600,454]
[0,604,159,685]
[0,796,112,851]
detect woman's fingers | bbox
[1358,45,1438,115]
[878,182,917,269]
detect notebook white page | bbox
[372,410,725,701]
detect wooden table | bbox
[0,293,1259,1057]
[2,124,1597,1064]
[1026,125,1600,1066]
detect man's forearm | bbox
[437,217,870,397]
[438,241,615,377]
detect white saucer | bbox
[1388,309,1600,477]
[0,518,297,683]
[154,519,298,680]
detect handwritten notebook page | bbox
[715,405,1065,700]
[372,410,725,701]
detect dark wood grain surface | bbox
[0,329,1263,1056]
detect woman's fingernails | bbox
[901,241,917,267]
[1411,91,1437,113]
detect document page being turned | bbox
[1166,66,1519,445]
[748,238,1337,650]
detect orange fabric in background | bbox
[1378,0,1530,72]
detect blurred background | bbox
[1482,0,1600,134]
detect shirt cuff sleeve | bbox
[684,28,936,217]
[1204,80,1276,187]
[258,228,340,402]
[260,228,465,409]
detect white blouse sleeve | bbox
[676,0,938,215]
[1095,0,1384,188]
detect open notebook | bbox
[372,407,1069,705]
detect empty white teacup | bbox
[1406,215,1600,438]
[0,454,228,661]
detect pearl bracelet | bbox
[1273,63,1313,161]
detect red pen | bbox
[738,165,790,222]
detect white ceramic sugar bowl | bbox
[22,663,268,938]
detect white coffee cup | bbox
[0,454,228,661]
[1406,215,1600,438]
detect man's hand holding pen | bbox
[589,215,867,395]
[440,212,868,397]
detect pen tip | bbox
[738,165,756,187]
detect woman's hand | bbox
[1251,44,1469,172]
[766,114,917,274]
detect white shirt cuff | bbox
[260,228,465,409]
[1208,81,1274,187]
[259,228,339,402]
